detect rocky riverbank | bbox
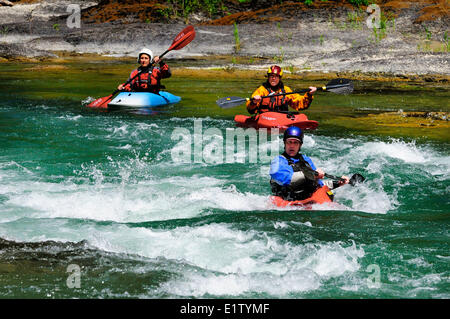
[0,0,449,82]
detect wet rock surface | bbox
[0,0,448,80]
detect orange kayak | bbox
[270,185,334,208]
[235,112,318,131]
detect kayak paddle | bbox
[216,78,354,109]
[87,25,196,109]
[324,173,365,186]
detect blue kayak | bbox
[108,91,181,108]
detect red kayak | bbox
[234,112,318,131]
[270,185,334,208]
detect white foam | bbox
[0,211,366,297]
[57,114,83,121]
[352,140,427,163]
[334,181,396,214]
[2,168,272,223]
[301,136,450,214]
[298,241,364,277]
[106,124,130,137]
[115,144,132,150]
[406,257,433,268]
[81,97,95,105]
[161,269,322,297]
[152,232,364,297]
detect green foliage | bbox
[370,10,396,43]
[444,31,449,51]
[233,23,240,53]
[163,0,375,17]
[156,6,172,19]
[53,24,60,31]
[299,0,332,5]
[319,34,324,45]
[418,30,450,52]
[347,0,369,6]
[273,46,284,63]
[0,26,9,36]
[346,10,364,29]
[424,27,432,40]
[166,0,225,18]
[298,0,374,6]
[157,0,380,21]
[276,22,283,40]
[287,64,295,73]
[372,26,385,43]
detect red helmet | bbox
[267,65,283,77]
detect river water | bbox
[0,61,449,298]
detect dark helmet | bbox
[283,126,304,143]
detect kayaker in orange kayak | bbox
[246,65,316,114]
[270,126,349,201]
[117,48,171,93]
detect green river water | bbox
[0,60,449,299]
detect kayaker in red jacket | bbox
[270,126,349,201]
[246,65,316,114]
[117,48,171,93]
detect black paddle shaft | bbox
[323,173,365,186]
[312,171,365,186]
[216,78,353,109]
[258,79,353,100]
[114,71,142,95]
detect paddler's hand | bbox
[339,175,350,185]
[252,95,262,106]
[117,84,124,90]
[308,87,317,95]
[315,168,325,179]
[153,56,161,64]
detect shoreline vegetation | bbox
[3,53,450,83]
[0,0,448,81]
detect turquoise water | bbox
[0,63,449,298]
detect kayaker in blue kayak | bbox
[117,48,172,93]
[270,126,349,201]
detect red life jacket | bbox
[123,64,171,93]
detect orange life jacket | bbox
[258,82,289,112]
[246,81,313,114]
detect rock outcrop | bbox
[0,0,448,79]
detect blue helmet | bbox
[283,126,304,143]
